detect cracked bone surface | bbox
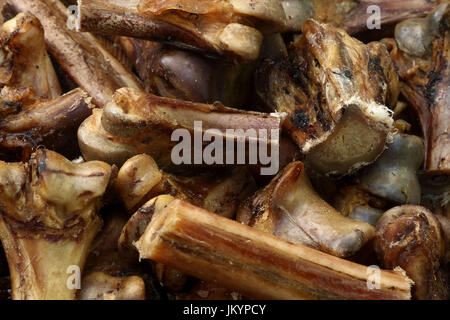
[0,12,61,104]
[383,4,449,202]
[116,154,255,217]
[360,134,425,205]
[237,161,375,258]
[0,88,93,158]
[134,198,412,299]
[0,149,112,300]
[256,20,397,176]
[6,0,141,107]
[375,205,449,300]
[76,0,291,61]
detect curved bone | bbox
[237,161,375,257]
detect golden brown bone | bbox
[117,195,188,291]
[77,108,171,167]
[77,0,267,61]
[0,149,112,300]
[178,280,242,300]
[135,198,412,300]
[237,161,375,257]
[78,272,145,300]
[7,0,141,107]
[0,88,93,158]
[116,154,256,217]
[375,205,448,300]
[94,87,281,171]
[117,156,257,292]
[101,87,281,139]
[256,20,396,175]
[0,12,61,101]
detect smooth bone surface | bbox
[135,199,412,300]
[237,161,375,257]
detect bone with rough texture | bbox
[256,20,397,176]
[6,0,141,107]
[135,198,412,300]
[312,0,444,34]
[375,205,449,300]
[0,149,112,300]
[89,87,281,171]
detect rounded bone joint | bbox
[360,133,425,205]
[375,205,448,300]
